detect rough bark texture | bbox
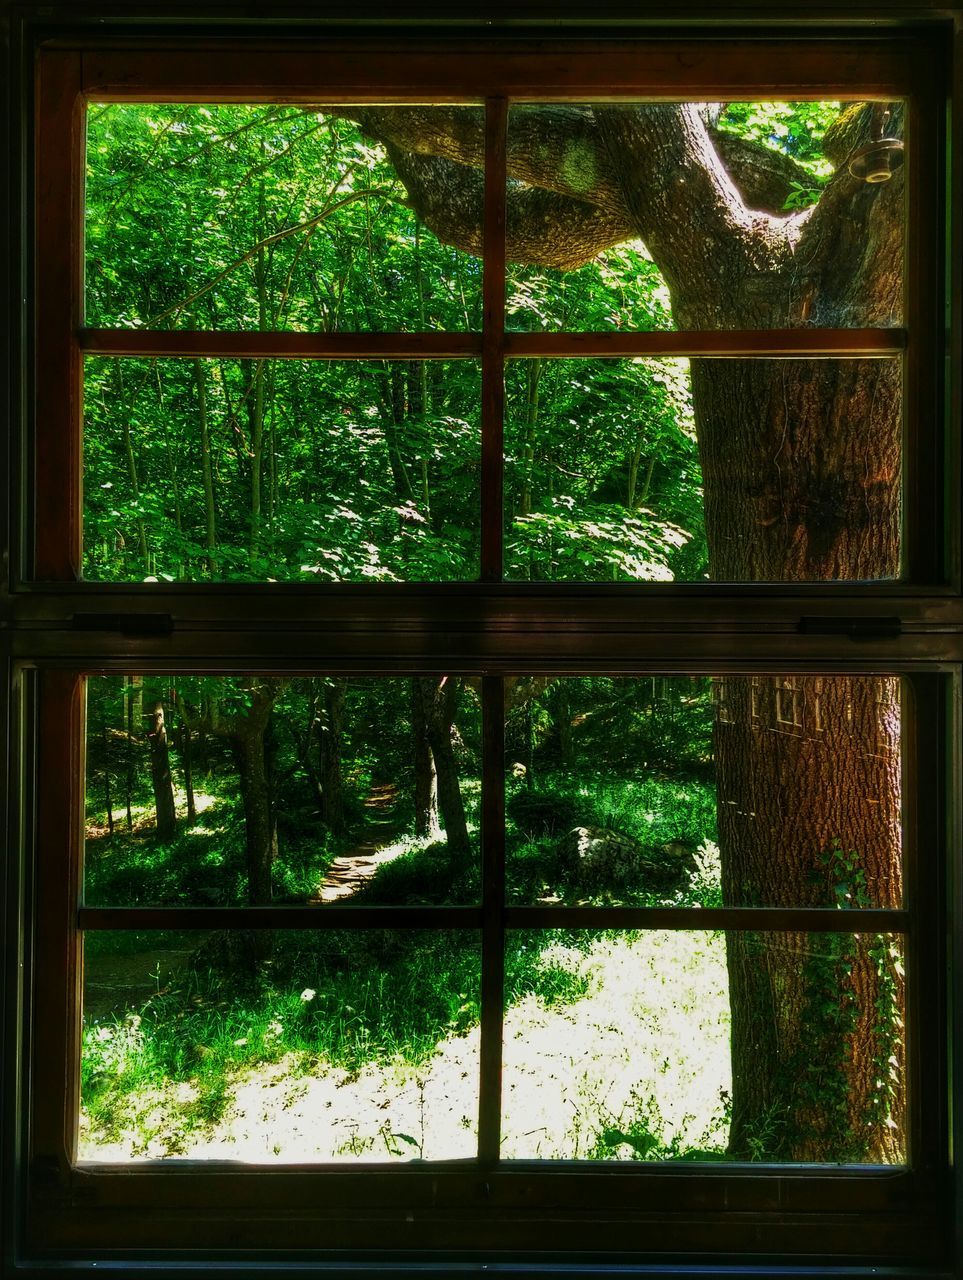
[348,99,906,1161]
[146,700,177,842]
[232,730,276,908]
[412,677,440,840]
[417,676,470,860]
[717,676,903,1160]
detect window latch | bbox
[71,613,174,636]
[798,616,901,640]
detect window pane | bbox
[505,675,903,909]
[83,357,480,582]
[501,929,905,1164]
[84,675,481,907]
[506,102,904,331]
[81,929,481,1161]
[85,104,483,331]
[504,358,901,583]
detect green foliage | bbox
[83,105,708,585]
[716,101,843,201]
[587,1090,728,1162]
[506,789,581,838]
[745,842,904,1162]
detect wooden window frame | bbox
[4,15,961,1276]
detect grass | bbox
[505,772,717,905]
[81,769,723,1157]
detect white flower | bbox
[299,988,316,1003]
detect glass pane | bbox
[84,675,481,907]
[81,929,481,1161]
[85,104,483,330]
[506,102,904,331]
[504,358,901,583]
[501,929,905,1164]
[83,357,480,583]
[505,675,903,909]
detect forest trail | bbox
[86,785,406,1018]
[314,782,405,903]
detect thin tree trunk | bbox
[124,676,138,831]
[411,677,439,839]
[102,725,114,839]
[233,729,276,907]
[417,676,470,859]
[248,170,270,559]
[146,700,177,842]
[193,358,218,577]
[180,710,197,824]
[553,682,574,770]
[116,366,150,574]
[318,679,345,835]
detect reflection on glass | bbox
[504,358,901,584]
[501,930,904,1164]
[505,675,902,910]
[81,930,481,1161]
[82,358,480,583]
[84,675,482,908]
[85,104,483,331]
[506,101,904,331]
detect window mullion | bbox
[481,96,507,585]
[478,675,506,1164]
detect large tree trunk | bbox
[417,676,470,859]
[336,99,908,1161]
[146,700,177,842]
[716,674,903,1161]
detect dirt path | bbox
[314,782,406,902]
[85,785,406,1021]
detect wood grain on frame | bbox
[79,43,915,101]
[35,52,84,581]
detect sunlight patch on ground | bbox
[79,933,730,1163]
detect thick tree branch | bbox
[389,147,635,269]
[596,104,795,325]
[708,125,821,214]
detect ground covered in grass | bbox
[81,764,724,1162]
[81,930,730,1163]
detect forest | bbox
[80,98,906,1165]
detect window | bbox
[7,16,960,1276]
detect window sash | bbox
[31,40,946,587]
[18,29,956,1267]
[24,666,949,1258]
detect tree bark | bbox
[181,713,197,825]
[193,357,219,577]
[232,729,276,907]
[102,725,114,839]
[175,678,285,907]
[146,700,177,842]
[327,100,907,1160]
[411,677,440,839]
[717,675,903,1161]
[318,679,346,835]
[417,676,470,859]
